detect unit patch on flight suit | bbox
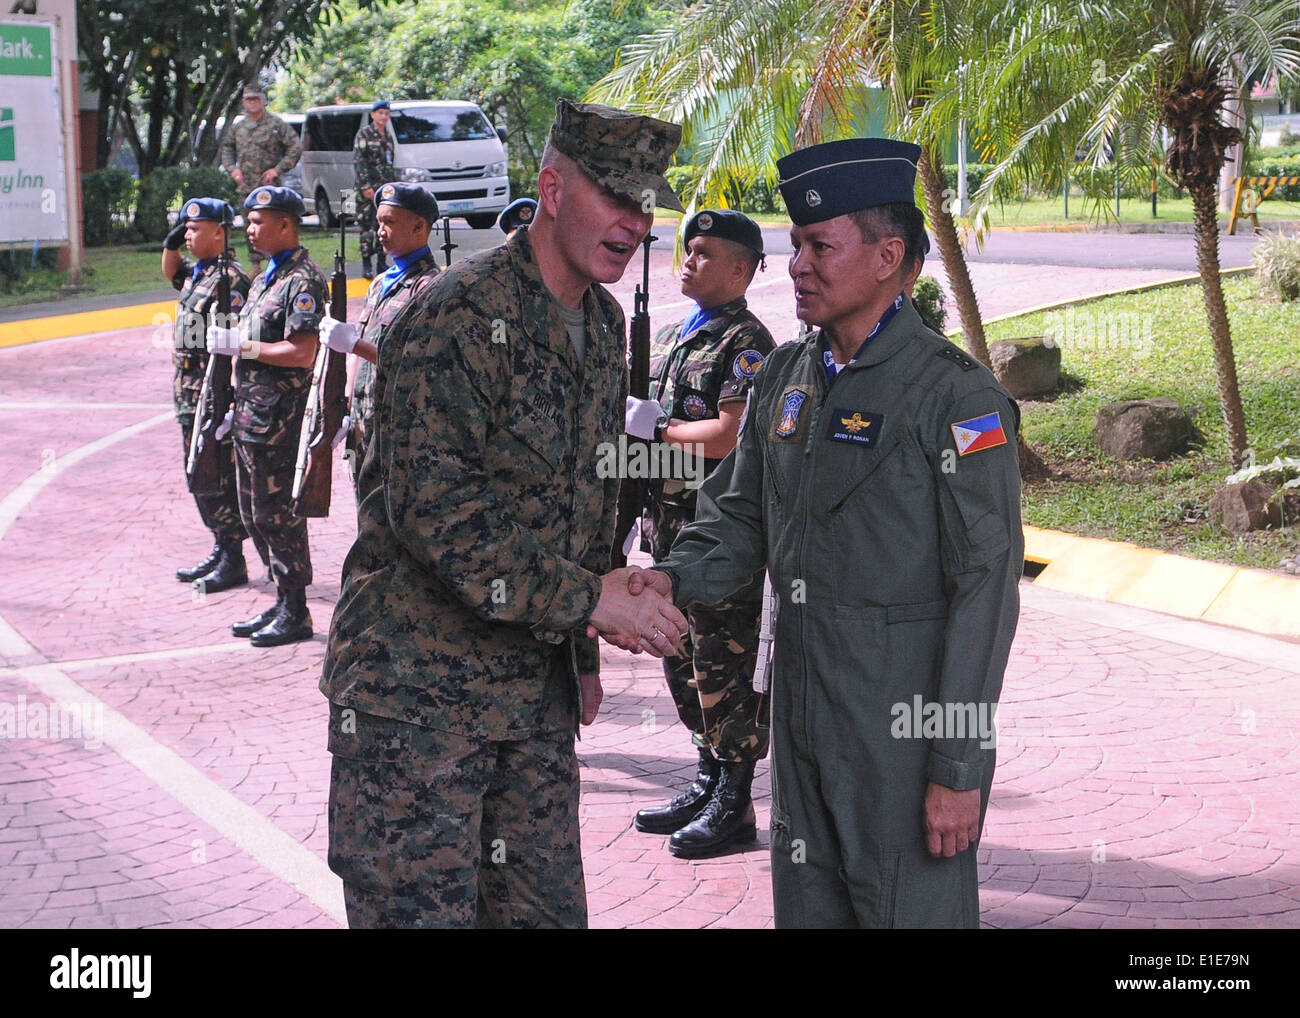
[772,386,811,440]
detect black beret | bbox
[683,208,763,257]
[243,185,306,219]
[374,181,439,224]
[180,196,234,226]
[497,197,536,234]
[777,138,920,226]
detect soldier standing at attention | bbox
[319,100,690,928]
[625,209,775,858]
[219,84,302,271]
[206,186,328,648]
[317,181,441,496]
[161,197,252,592]
[634,138,1023,927]
[353,100,396,279]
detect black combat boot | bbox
[362,256,374,279]
[176,540,222,582]
[375,253,389,274]
[249,586,313,647]
[232,588,283,638]
[193,541,248,594]
[668,759,758,859]
[634,747,720,834]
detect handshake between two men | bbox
[573,566,681,727]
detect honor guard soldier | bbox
[320,99,689,928]
[318,181,442,495]
[220,84,302,270]
[644,138,1024,926]
[353,100,396,279]
[625,209,776,858]
[161,197,252,592]
[496,197,537,236]
[206,186,328,647]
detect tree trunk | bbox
[1189,181,1249,465]
[918,147,989,366]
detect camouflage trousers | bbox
[178,414,247,545]
[326,692,586,928]
[356,198,379,261]
[661,597,770,765]
[234,437,312,587]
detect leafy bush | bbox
[80,167,136,247]
[134,166,239,242]
[1253,231,1300,301]
[912,275,946,334]
[941,163,995,197]
[0,247,61,296]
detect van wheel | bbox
[316,188,337,229]
[466,214,497,230]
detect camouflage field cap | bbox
[548,98,684,213]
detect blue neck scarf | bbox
[265,247,297,284]
[190,257,215,284]
[679,303,722,340]
[822,293,905,386]
[380,246,431,298]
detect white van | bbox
[301,100,510,229]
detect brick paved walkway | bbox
[1,251,1296,928]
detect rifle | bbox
[439,215,457,268]
[752,575,776,730]
[610,233,654,569]
[187,232,235,495]
[292,192,350,517]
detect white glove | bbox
[321,315,358,354]
[625,395,667,440]
[206,325,242,356]
[214,409,234,440]
[331,414,351,450]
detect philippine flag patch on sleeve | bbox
[951,411,1007,456]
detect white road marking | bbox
[51,640,257,672]
[0,401,172,410]
[0,412,346,927]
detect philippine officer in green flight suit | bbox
[632,138,1023,927]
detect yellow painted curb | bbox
[0,277,373,350]
[1024,526,1300,640]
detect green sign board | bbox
[0,108,13,162]
[0,22,51,77]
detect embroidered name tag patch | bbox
[826,408,884,446]
[951,412,1007,456]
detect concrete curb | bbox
[0,276,374,349]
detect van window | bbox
[392,106,495,144]
[306,111,365,152]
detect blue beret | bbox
[243,185,306,219]
[371,100,390,112]
[180,196,234,226]
[684,208,764,257]
[497,197,536,234]
[374,181,439,224]
[777,138,920,226]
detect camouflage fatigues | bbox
[641,296,775,764]
[321,228,627,928]
[353,120,395,261]
[169,256,251,545]
[220,112,302,204]
[346,249,441,491]
[233,246,327,587]
[220,112,302,263]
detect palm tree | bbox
[587,0,1005,366]
[951,0,1300,466]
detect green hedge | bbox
[135,166,238,242]
[1243,155,1300,202]
[80,167,136,247]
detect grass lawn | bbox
[982,275,1300,570]
[0,228,349,310]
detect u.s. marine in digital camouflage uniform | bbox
[320,99,686,928]
[353,100,396,278]
[223,186,328,647]
[161,197,251,592]
[629,209,776,859]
